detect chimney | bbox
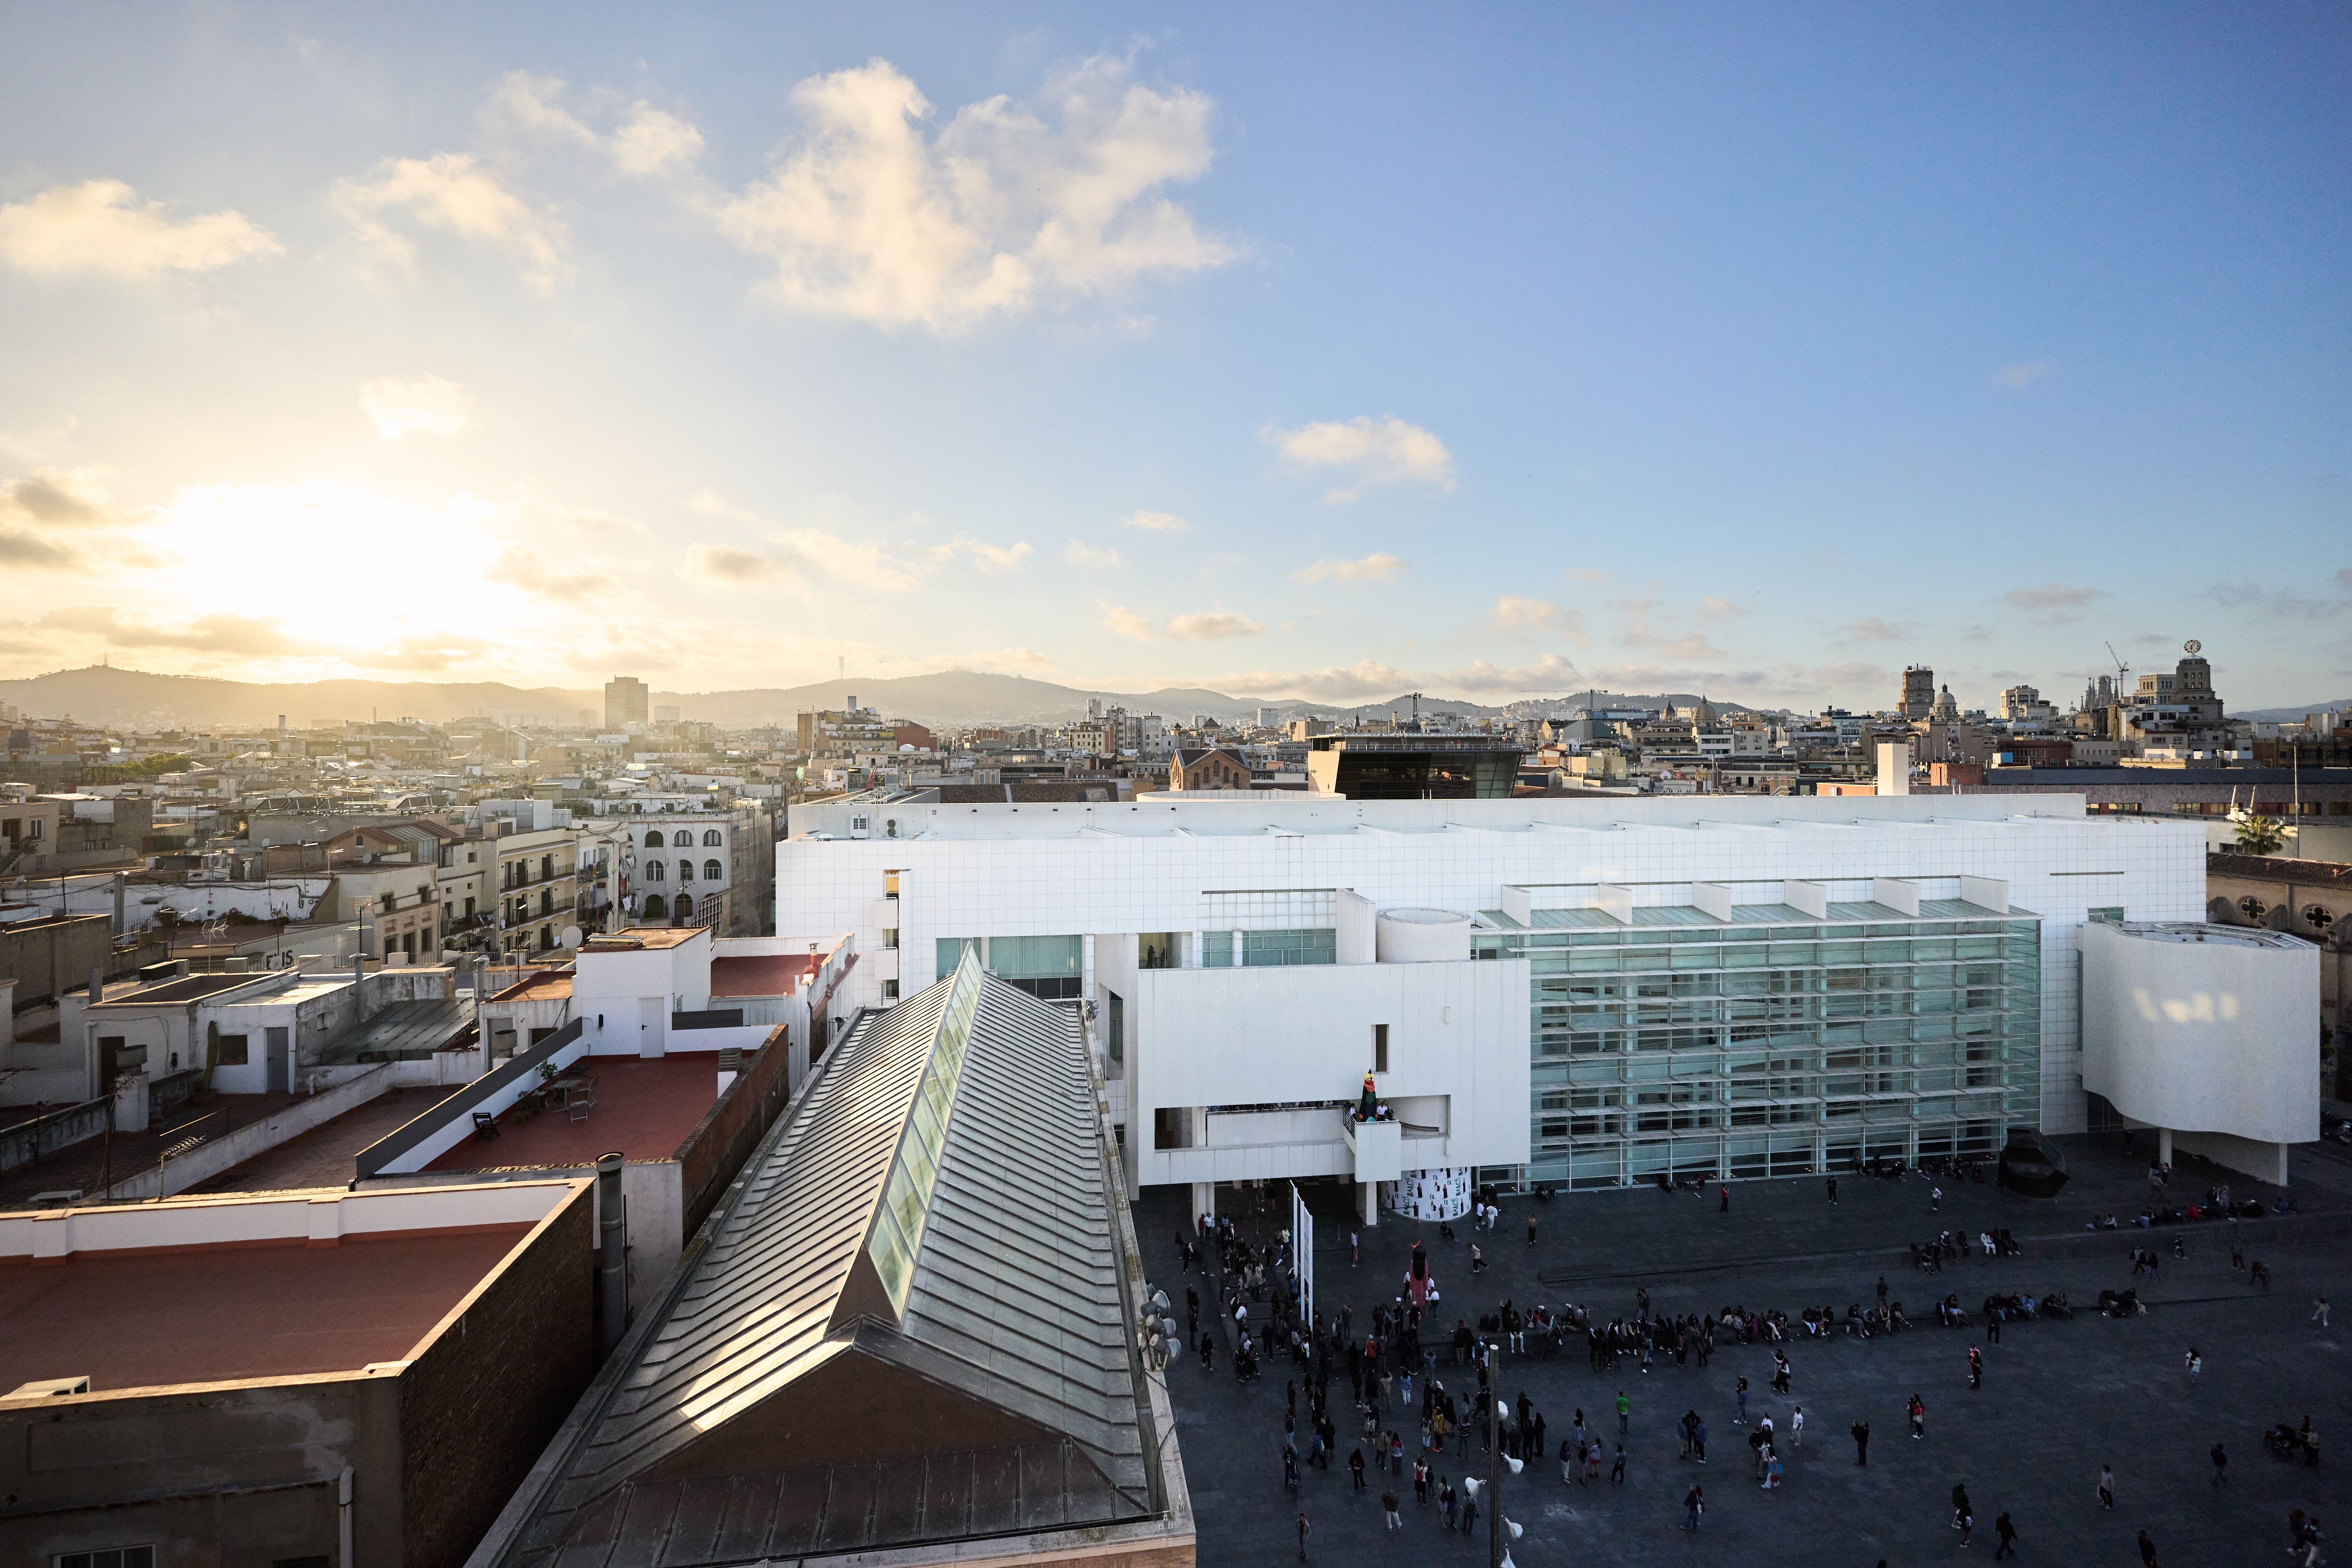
[89,965,106,1008]
[595,1151,629,1355]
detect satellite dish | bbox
[2183,639,2200,655]
[559,925,584,949]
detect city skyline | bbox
[3,5,2348,709]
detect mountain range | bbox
[0,665,1710,732]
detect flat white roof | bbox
[2110,921,2305,950]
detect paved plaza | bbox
[1139,1136,2352,1566]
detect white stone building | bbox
[778,794,2207,1214]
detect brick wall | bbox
[676,1021,793,1236]
[397,1183,595,1568]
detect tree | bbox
[2232,815,2286,855]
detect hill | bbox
[0,665,1703,732]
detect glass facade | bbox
[1473,899,2042,1189]
[936,934,1084,1000]
[1203,928,1338,968]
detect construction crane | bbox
[2103,641,2130,688]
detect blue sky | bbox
[1,3,2346,709]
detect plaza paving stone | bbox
[1139,1136,2352,1566]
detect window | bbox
[644,830,664,848]
[2304,904,2335,930]
[938,937,980,973]
[541,854,555,880]
[704,829,722,846]
[881,979,900,1000]
[673,894,693,922]
[673,830,694,847]
[1202,932,1235,968]
[1243,928,1338,967]
[1373,1023,1390,1073]
[539,889,554,915]
[215,1033,249,1066]
[2238,896,2266,921]
[883,928,900,949]
[58,1550,156,1568]
[2087,906,2125,925]
[645,860,665,882]
[704,859,723,881]
[644,894,667,918]
[677,860,695,882]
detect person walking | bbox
[1852,1418,1871,1466]
[1295,1512,1309,1562]
[1790,1405,1804,1448]
[1827,1175,1839,1205]
[1611,1443,1627,1483]
[1527,1213,1538,1247]
[2137,1527,2159,1567]
[1414,1456,1429,1505]
[1969,1345,1984,1390]
[2098,1463,2116,1510]
[1694,1414,1708,1464]
[1720,1183,1731,1215]
[1993,1512,2019,1559]
[1381,1489,1401,1531]
[1617,1388,1631,1436]
[1459,1485,1478,1538]
[2315,1295,2330,1328]
[1349,1446,1366,1491]
[1350,1230,1359,1267]
[1909,1393,1926,1440]
[1931,1184,1943,1213]
[1952,1482,1973,1546]
[1683,1482,1705,1530]
[2210,1442,2228,1486]
[1771,1350,1792,1396]
[1735,1376,1749,1425]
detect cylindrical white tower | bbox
[1376,906,1473,964]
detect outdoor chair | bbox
[472,1110,499,1139]
[567,1088,596,1124]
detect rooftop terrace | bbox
[425,1053,724,1173]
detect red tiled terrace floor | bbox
[0,1227,527,1393]
[426,1053,723,1173]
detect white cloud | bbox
[1617,596,1729,662]
[613,105,706,176]
[683,543,779,584]
[1564,566,1608,583]
[1699,595,1748,618]
[1122,508,1191,532]
[1993,359,2055,390]
[481,543,615,603]
[0,179,281,279]
[1444,653,1583,693]
[2003,581,2104,626]
[332,152,570,296]
[1266,415,1456,503]
[1166,610,1262,641]
[1489,594,1589,641]
[486,71,706,177]
[710,55,1236,333]
[1101,604,1157,640]
[1292,552,1408,585]
[358,374,473,440]
[959,537,1033,573]
[1835,616,1911,643]
[0,467,130,573]
[1063,540,1125,570]
[1226,660,1413,702]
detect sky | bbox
[1,2,2348,712]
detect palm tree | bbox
[2232,814,2286,855]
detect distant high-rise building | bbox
[654,704,681,724]
[1898,666,1936,720]
[603,675,650,730]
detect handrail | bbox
[0,1096,112,1173]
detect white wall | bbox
[777,795,2209,1163]
[2082,921,2319,1145]
[1129,956,1530,1187]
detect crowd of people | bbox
[1159,1180,2329,1563]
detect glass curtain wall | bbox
[1474,899,2042,1190]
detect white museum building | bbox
[778,793,2217,1218]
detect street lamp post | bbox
[1487,1337,1501,1568]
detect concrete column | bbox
[1190,1180,1215,1225]
[1360,1180,1378,1228]
[2157,1127,2173,1167]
